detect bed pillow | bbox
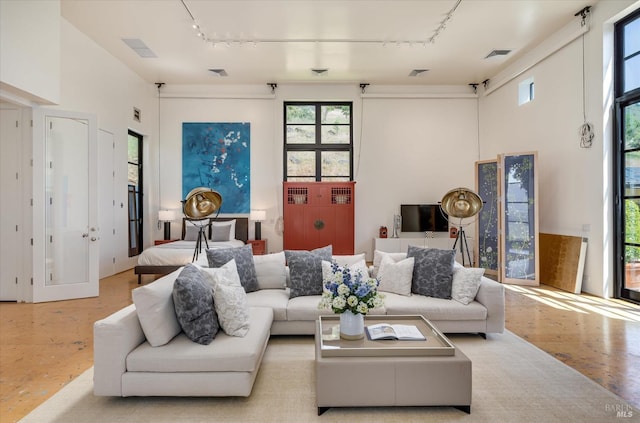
[172,264,219,345]
[206,245,259,293]
[211,219,236,240]
[377,255,414,296]
[451,267,485,305]
[253,252,287,289]
[285,245,333,298]
[184,224,199,241]
[209,264,250,337]
[406,245,455,299]
[131,268,182,347]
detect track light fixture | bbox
[267,83,277,94]
[359,83,370,94]
[469,83,478,93]
[482,79,490,89]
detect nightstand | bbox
[154,239,178,245]
[246,239,267,255]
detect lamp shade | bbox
[158,210,176,222]
[440,187,483,219]
[182,187,223,219]
[250,209,266,221]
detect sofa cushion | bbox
[253,251,287,289]
[126,307,273,373]
[407,246,455,299]
[172,264,219,345]
[210,264,250,337]
[377,255,414,296]
[383,292,487,321]
[285,245,332,298]
[131,268,182,347]
[246,289,290,321]
[372,250,407,278]
[206,244,259,293]
[451,267,485,305]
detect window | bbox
[518,77,535,105]
[614,9,640,303]
[284,102,353,181]
[128,130,143,257]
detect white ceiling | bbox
[61,0,593,86]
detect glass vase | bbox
[339,310,365,340]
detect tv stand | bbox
[374,236,474,266]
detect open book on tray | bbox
[366,323,426,341]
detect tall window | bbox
[284,102,353,181]
[614,9,640,303]
[128,130,143,257]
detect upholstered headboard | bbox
[181,217,249,243]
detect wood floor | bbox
[1,270,639,422]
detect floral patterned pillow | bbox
[210,263,250,337]
[451,267,485,305]
[206,244,259,293]
[407,245,455,299]
[285,245,333,298]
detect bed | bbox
[134,217,249,284]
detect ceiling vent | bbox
[209,69,228,77]
[311,68,328,76]
[485,49,511,59]
[122,38,157,58]
[409,69,429,77]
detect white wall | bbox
[156,84,478,257]
[479,0,639,297]
[0,0,60,104]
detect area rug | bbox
[20,331,638,423]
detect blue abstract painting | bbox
[182,122,250,213]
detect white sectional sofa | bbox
[93,249,505,397]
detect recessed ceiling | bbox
[61,0,593,86]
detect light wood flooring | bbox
[1,270,639,422]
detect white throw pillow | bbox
[377,255,414,296]
[131,268,182,347]
[253,251,287,289]
[321,259,369,293]
[209,261,250,337]
[332,253,366,267]
[200,259,241,289]
[372,250,407,278]
[451,267,485,305]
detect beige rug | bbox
[20,331,638,423]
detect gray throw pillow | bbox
[206,245,259,293]
[406,245,455,299]
[172,264,219,345]
[285,245,333,298]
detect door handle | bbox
[82,233,89,238]
[91,237,98,242]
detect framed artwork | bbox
[182,122,251,213]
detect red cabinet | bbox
[283,182,355,255]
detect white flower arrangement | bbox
[318,262,384,315]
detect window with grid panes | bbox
[284,102,353,181]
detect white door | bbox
[32,109,99,302]
[0,107,21,300]
[98,129,115,278]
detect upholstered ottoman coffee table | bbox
[314,315,471,415]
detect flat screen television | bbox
[400,204,449,232]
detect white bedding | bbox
[137,240,245,267]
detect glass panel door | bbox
[475,160,500,277]
[500,152,539,285]
[619,98,640,302]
